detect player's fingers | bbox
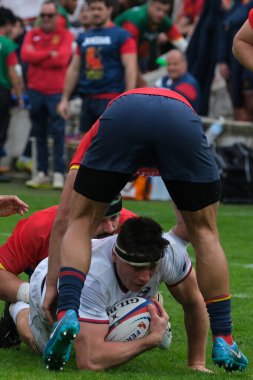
[147,303,158,319]
[151,299,168,320]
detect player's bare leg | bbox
[181,202,248,371]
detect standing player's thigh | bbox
[163,179,221,211]
[153,97,219,183]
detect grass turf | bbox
[0,182,253,379]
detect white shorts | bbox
[29,258,51,353]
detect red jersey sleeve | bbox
[6,51,18,66]
[0,206,57,274]
[166,24,183,41]
[174,83,198,101]
[120,36,137,54]
[249,8,253,28]
[121,21,140,42]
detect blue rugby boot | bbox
[44,310,80,370]
[212,337,248,372]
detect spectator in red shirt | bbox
[21,0,74,190]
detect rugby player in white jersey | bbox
[9,217,210,372]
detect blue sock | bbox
[57,267,86,318]
[206,297,232,339]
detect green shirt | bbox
[115,4,173,59]
[0,35,17,89]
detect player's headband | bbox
[113,241,161,267]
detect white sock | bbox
[9,301,29,325]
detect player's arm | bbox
[0,269,28,303]
[43,169,77,324]
[0,195,28,217]
[167,269,209,372]
[57,53,81,120]
[74,303,168,370]
[232,17,253,71]
[21,32,50,63]
[120,37,138,90]
[165,23,187,52]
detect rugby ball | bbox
[105,297,154,342]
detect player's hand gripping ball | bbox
[106,296,172,348]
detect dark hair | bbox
[0,7,16,27]
[88,0,115,8]
[149,0,172,5]
[116,217,168,264]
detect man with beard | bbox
[58,0,137,134]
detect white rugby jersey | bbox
[78,230,192,323]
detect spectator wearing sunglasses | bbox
[21,0,74,190]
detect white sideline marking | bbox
[229,263,253,268]
[232,293,250,299]
[0,233,10,237]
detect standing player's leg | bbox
[163,179,248,372]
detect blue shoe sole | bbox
[213,357,247,372]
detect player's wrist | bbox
[144,330,164,348]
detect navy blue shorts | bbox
[75,93,220,210]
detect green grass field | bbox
[0,182,253,379]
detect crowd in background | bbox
[0,0,253,188]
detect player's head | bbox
[93,194,122,238]
[0,6,16,36]
[62,0,78,15]
[112,217,168,291]
[88,0,113,27]
[166,49,187,80]
[148,0,172,25]
[79,2,92,29]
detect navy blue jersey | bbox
[155,72,200,112]
[76,24,134,95]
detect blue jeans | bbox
[28,89,65,173]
